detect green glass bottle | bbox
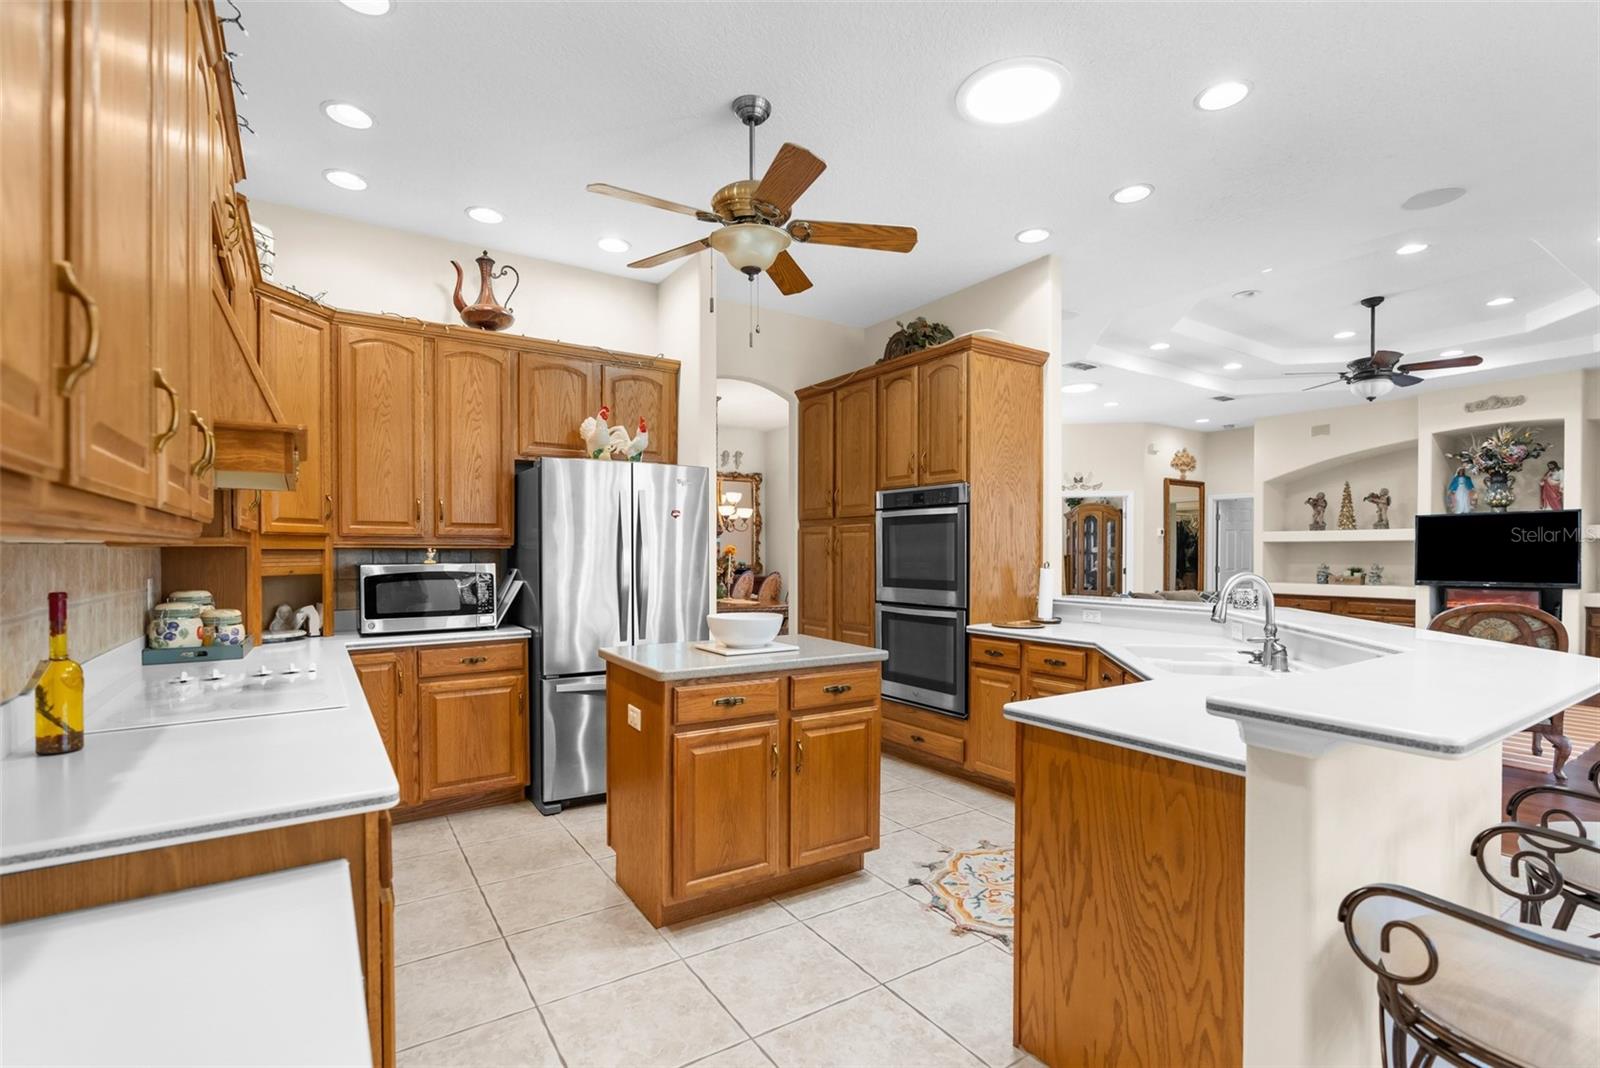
[33,591,84,755]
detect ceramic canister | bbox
[168,589,214,608]
[148,601,204,649]
[200,606,246,647]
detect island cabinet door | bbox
[789,706,879,867]
[672,719,783,899]
[416,672,527,801]
[968,666,1019,784]
[350,648,417,806]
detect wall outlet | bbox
[627,704,642,731]
[1081,609,1102,623]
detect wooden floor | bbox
[1500,736,1600,849]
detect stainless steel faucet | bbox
[1212,572,1290,672]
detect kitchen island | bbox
[600,636,887,926]
[993,598,1600,1068]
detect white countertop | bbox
[601,636,886,682]
[0,627,526,874]
[2,860,371,1065]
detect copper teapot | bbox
[450,251,519,331]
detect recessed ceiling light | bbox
[339,0,391,13]
[1486,296,1515,307]
[1440,349,1465,358]
[1333,330,1356,340]
[1223,362,1243,370]
[1111,183,1154,205]
[1194,81,1250,111]
[322,169,367,191]
[1014,228,1051,244]
[597,237,631,253]
[1260,267,1274,274]
[1103,401,1119,408]
[1195,418,1211,424]
[1149,342,1171,351]
[1060,383,1100,394]
[1232,289,1258,300]
[322,101,374,129]
[465,206,503,224]
[956,57,1069,125]
[1395,242,1429,255]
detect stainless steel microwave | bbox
[358,562,497,635]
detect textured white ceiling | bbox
[228,1,1600,425]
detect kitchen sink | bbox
[1143,659,1278,677]
[1122,643,1249,661]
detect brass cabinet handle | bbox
[984,648,1004,658]
[56,261,101,396]
[1045,657,1067,668]
[437,498,445,523]
[188,411,214,476]
[822,683,852,694]
[323,493,333,520]
[794,740,804,773]
[910,733,925,744]
[1010,690,1017,700]
[1101,671,1114,683]
[152,368,180,452]
[414,498,422,522]
[460,655,487,665]
[712,695,745,708]
[770,743,778,779]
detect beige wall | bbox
[0,545,159,700]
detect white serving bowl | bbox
[706,612,783,649]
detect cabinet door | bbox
[672,719,782,898]
[601,364,675,463]
[834,380,876,517]
[877,367,919,490]
[517,349,600,457]
[790,706,879,867]
[337,325,427,538]
[0,0,64,478]
[968,666,1019,783]
[433,342,513,540]
[64,0,158,506]
[918,353,967,485]
[797,524,835,639]
[1027,675,1084,699]
[350,648,417,806]
[834,520,875,647]
[417,672,527,801]
[798,393,835,521]
[258,296,334,533]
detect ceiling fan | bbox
[587,95,917,296]
[1286,295,1483,401]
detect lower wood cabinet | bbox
[349,647,414,806]
[967,666,1020,783]
[1276,593,1416,628]
[790,705,879,868]
[672,719,783,899]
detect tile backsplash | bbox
[0,544,160,700]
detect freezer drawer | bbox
[536,675,607,808]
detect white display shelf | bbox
[1271,582,1421,601]
[1261,529,1415,544]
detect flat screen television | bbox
[1414,509,1582,588]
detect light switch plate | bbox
[627,704,642,731]
[1081,609,1102,623]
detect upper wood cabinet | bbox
[876,367,919,490]
[258,294,333,534]
[602,364,676,463]
[672,719,783,899]
[433,342,513,540]
[517,348,600,457]
[336,324,428,539]
[798,394,835,521]
[919,353,968,485]
[789,705,879,868]
[834,380,876,517]
[416,671,526,802]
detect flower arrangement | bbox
[1451,425,1547,512]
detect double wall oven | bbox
[875,483,968,717]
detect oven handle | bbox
[877,603,967,620]
[876,505,966,519]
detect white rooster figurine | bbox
[626,418,649,462]
[579,405,613,460]
[606,417,649,462]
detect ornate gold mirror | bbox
[1163,478,1205,591]
[716,472,763,578]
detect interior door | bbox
[258,296,333,533]
[672,719,782,899]
[1213,497,1255,590]
[877,367,918,490]
[790,706,879,867]
[917,353,967,485]
[336,325,427,538]
[417,672,527,801]
[797,524,835,638]
[834,380,877,517]
[433,342,513,540]
[798,393,835,520]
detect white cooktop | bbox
[88,656,344,734]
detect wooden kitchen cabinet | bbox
[918,352,968,485]
[789,705,879,868]
[257,293,334,534]
[417,671,526,802]
[349,647,417,807]
[797,524,835,638]
[834,379,877,517]
[672,719,784,899]
[798,394,835,520]
[432,342,513,540]
[516,348,599,457]
[336,324,429,539]
[601,363,676,463]
[834,520,876,647]
[968,665,1020,783]
[877,366,919,490]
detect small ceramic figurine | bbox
[1446,465,1477,514]
[1362,488,1392,529]
[267,603,295,633]
[1306,492,1328,531]
[1539,460,1564,510]
[1315,562,1331,585]
[1366,563,1384,586]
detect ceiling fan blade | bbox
[1389,373,1425,387]
[766,250,813,296]
[1301,379,1345,391]
[1370,350,1404,370]
[1283,371,1346,377]
[587,183,719,223]
[754,143,826,216]
[627,237,711,269]
[1396,355,1483,372]
[788,220,918,253]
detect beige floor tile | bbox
[756,987,983,1068]
[890,944,1022,1067]
[917,810,1016,850]
[394,847,475,904]
[461,829,590,885]
[864,827,947,889]
[688,923,874,1035]
[566,815,615,860]
[449,802,558,845]
[981,798,1016,824]
[481,860,626,934]
[773,869,895,921]
[806,888,975,981]
[392,817,459,860]
[507,903,677,1003]
[919,775,1013,812]
[1008,1053,1046,1067]
[880,786,971,828]
[660,898,794,956]
[396,1008,561,1067]
[395,941,533,1050]
[597,855,617,881]
[395,888,501,964]
[556,800,607,827]
[688,1040,774,1067]
[882,813,906,834]
[540,961,746,1067]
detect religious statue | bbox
[1445,465,1476,514]
[1539,460,1564,511]
[1305,492,1328,531]
[1362,487,1392,529]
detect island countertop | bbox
[600,636,886,682]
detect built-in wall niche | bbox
[261,574,323,637]
[1262,540,1415,588]
[1428,422,1566,516]
[1261,441,1418,534]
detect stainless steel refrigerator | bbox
[513,458,711,813]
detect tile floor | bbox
[392,753,1037,1068]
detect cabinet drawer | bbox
[790,667,880,711]
[1024,644,1088,680]
[882,718,964,764]
[416,640,525,678]
[970,637,1021,669]
[675,677,781,725]
[1279,596,1334,614]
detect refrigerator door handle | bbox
[634,487,646,643]
[554,680,608,694]
[616,490,632,644]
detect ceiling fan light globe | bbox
[709,223,790,274]
[1350,377,1395,402]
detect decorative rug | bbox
[908,840,1014,946]
[1502,700,1600,776]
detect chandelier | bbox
[717,489,753,533]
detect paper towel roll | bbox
[1035,565,1055,621]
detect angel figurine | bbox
[1445,465,1476,514]
[1305,492,1328,531]
[1539,461,1563,510]
[1362,488,1392,529]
